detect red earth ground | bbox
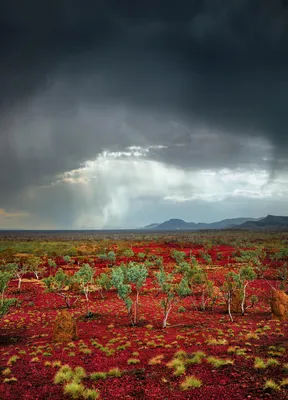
[0,240,288,399]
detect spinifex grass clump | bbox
[283,363,288,373]
[90,368,123,380]
[3,377,18,384]
[187,351,206,365]
[227,346,247,356]
[54,365,99,399]
[268,345,286,357]
[2,368,11,376]
[280,378,288,387]
[206,356,234,368]
[127,358,140,365]
[254,357,266,369]
[167,358,186,376]
[254,357,279,369]
[206,337,227,345]
[90,372,107,380]
[64,381,86,399]
[148,354,164,365]
[166,350,206,376]
[263,379,279,391]
[52,360,62,368]
[54,365,77,384]
[266,358,279,367]
[180,375,202,390]
[107,368,122,377]
[82,389,99,400]
[7,355,19,366]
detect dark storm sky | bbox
[0,1,288,228]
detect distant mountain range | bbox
[143,215,288,231]
[234,215,288,231]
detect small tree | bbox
[0,271,16,317]
[96,272,112,299]
[74,264,95,315]
[97,253,108,261]
[171,250,186,264]
[111,267,133,325]
[5,262,28,292]
[177,262,213,311]
[0,271,11,304]
[196,276,215,311]
[126,263,148,325]
[235,248,267,278]
[122,249,134,258]
[107,251,116,265]
[48,258,57,275]
[238,265,257,315]
[198,250,212,264]
[63,255,75,266]
[155,268,191,328]
[273,248,288,262]
[253,258,268,279]
[111,262,148,325]
[222,266,257,322]
[43,269,79,308]
[189,253,198,267]
[28,256,45,280]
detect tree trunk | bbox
[241,283,248,315]
[191,294,198,310]
[162,300,173,328]
[129,308,134,326]
[200,289,205,311]
[134,290,139,325]
[65,296,71,308]
[227,291,233,322]
[85,290,89,314]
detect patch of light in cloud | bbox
[49,145,287,228]
[101,145,168,159]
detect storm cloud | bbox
[0,1,288,228]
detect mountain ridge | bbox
[234,215,288,231]
[144,217,261,230]
[144,215,288,231]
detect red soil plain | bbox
[0,232,288,400]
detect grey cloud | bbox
[190,0,288,53]
[0,1,288,226]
